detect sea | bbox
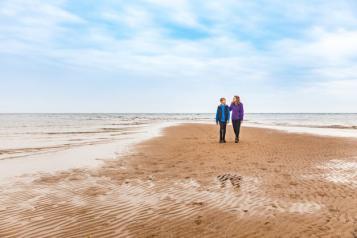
[0,113,356,180]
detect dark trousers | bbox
[232,120,242,139]
[219,121,227,141]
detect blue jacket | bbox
[216,104,230,123]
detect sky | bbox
[1,0,357,113]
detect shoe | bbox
[223,140,226,143]
[235,138,238,143]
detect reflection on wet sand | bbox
[1,124,357,237]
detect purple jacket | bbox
[229,103,244,120]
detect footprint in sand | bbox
[191,201,204,206]
[194,216,203,225]
[217,174,242,188]
[289,181,298,186]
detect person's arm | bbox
[215,106,219,124]
[227,106,230,123]
[241,103,244,121]
[229,103,233,111]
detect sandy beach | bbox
[1,124,357,238]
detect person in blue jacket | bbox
[216,97,230,143]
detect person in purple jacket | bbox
[229,96,244,143]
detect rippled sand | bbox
[1,124,357,237]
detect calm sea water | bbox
[0,113,356,179]
[246,113,357,129]
[1,113,357,153]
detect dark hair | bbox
[234,96,240,105]
[220,97,226,102]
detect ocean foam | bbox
[0,122,177,182]
[246,123,357,138]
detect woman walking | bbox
[229,96,244,143]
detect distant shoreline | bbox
[1,113,357,181]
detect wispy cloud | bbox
[1,0,357,112]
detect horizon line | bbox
[1,112,357,114]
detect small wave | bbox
[249,122,357,130]
[0,139,113,161]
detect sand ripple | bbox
[1,124,357,237]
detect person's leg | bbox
[219,121,224,142]
[232,120,239,143]
[236,120,242,141]
[232,120,238,138]
[222,122,227,142]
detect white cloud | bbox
[0,0,84,53]
[101,7,153,29]
[145,0,201,28]
[1,0,357,112]
[275,28,357,63]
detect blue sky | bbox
[1,0,357,113]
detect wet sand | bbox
[1,124,357,237]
